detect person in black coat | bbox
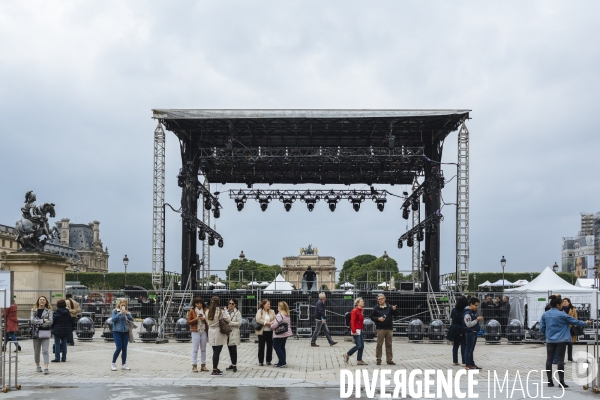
[448,296,469,366]
[52,300,72,362]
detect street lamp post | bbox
[103,272,106,289]
[500,256,506,292]
[529,272,533,281]
[382,251,389,285]
[473,273,477,292]
[123,255,129,287]
[552,262,559,273]
[75,267,80,283]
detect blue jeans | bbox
[464,333,478,366]
[54,335,67,361]
[347,332,364,361]
[112,332,129,364]
[452,333,466,364]
[273,337,288,366]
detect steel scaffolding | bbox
[411,178,421,290]
[456,123,470,291]
[152,123,166,290]
[201,177,211,286]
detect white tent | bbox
[490,279,514,287]
[378,282,390,287]
[259,281,270,287]
[505,267,597,328]
[214,281,226,287]
[247,281,260,287]
[576,278,596,289]
[478,280,492,287]
[340,282,354,288]
[263,274,294,294]
[512,279,529,286]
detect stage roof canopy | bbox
[153,109,470,185]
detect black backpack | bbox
[345,311,351,328]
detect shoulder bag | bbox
[274,314,288,335]
[250,309,263,331]
[570,325,585,336]
[219,310,232,335]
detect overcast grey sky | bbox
[1,1,599,278]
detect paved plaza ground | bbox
[3,330,600,399]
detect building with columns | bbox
[281,246,337,290]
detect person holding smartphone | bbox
[31,296,53,374]
[369,294,398,365]
[111,299,134,371]
[187,297,209,372]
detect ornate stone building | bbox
[281,246,337,290]
[0,224,21,269]
[49,219,109,272]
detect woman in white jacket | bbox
[225,298,242,372]
[206,296,231,376]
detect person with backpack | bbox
[51,300,72,362]
[343,297,367,365]
[448,296,468,366]
[463,297,483,370]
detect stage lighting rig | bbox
[180,208,224,246]
[398,210,443,247]
[208,234,215,246]
[229,188,386,213]
[397,239,403,249]
[402,207,410,220]
[198,229,206,241]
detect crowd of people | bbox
[0,290,592,390]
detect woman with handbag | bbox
[343,298,367,366]
[51,299,72,362]
[562,298,579,362]
[271,301,293,368]
[206,296,231,376]
[187,297,209,372]
[31,296,53,374]
[225,299,242,372]
[111,299,135,371]
[255,299,276,366]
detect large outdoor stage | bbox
[151,109,471,293]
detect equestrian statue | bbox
[15,191,60,252]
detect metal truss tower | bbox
[152,123,166,290]
[411,179,421,291]
[200,177,210,286]
[456,123,470,292]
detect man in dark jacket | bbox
[310,292,337,347]
[52,300,73,362]
[370,294,398,365]
[303,266,317,293]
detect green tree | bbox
[339,254,399,284]
[225,258,281,289]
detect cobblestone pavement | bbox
[4,332,599,399]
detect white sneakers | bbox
[122,364,131,370]
[111,363,117,371]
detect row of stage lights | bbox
[188,226,224,248]
[232,190,387,213]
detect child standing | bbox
[462,297,483,370]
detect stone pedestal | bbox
[3,252,68,318]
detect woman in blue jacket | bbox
[111,299,135,371]
[540,297,590,388]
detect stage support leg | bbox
[180,136,200,291]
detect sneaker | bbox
[330,341,338,346]
[259,363,264,366]
[51,359,60,363]
[36,366,43,373]
[211,370,223,376]
[111,363,117,371]
[343,354,349,364]
[278,364,287,368]
[266,362,271,366]
[122,364,131,370]
[357,360,368,365]
[44,368,49,375]
[376,359,382,365]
